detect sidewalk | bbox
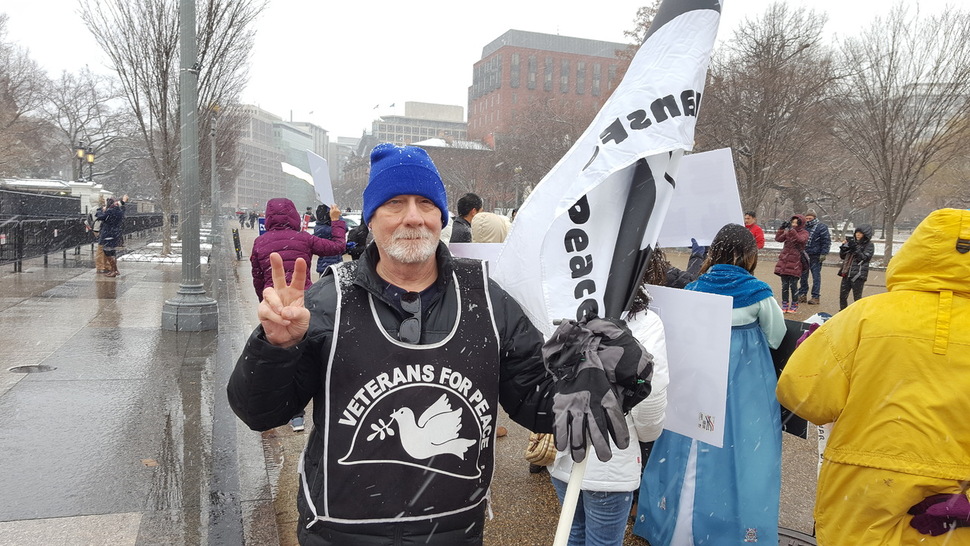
[0,224,278,545]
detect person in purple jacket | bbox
[251,197,346,302]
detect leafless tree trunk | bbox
[695,3,839,214]
[41,68,126,181]
[831,3,970,261]
[80,0,264,254]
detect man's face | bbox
[744,214,755,226]
[371,195,442,265]
[805,215,816,222]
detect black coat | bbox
[839,224,875,281]
[96,202,125,246]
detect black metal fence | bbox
[0,214,164,272]
[0,189,82,218]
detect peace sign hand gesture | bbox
[258,252,311,348]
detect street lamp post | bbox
[209,107,221,245]
[85,147,95,181]
[161,0,218,331]
[75,142,86,181]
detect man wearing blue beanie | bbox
[229,143,558,545]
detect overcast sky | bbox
[2,0,955,138]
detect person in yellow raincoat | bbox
[777,208,970,544]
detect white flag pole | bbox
[554,457,588,546]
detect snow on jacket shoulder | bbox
[250,198,345,300]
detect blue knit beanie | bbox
[363,143,449,228]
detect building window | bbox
[608,65,618,93]
[592,63,602,97]
[527,55,537,90]
[544,57,553,91]
[511,53,520,88]
[560,59,570,93]
[576,61,586,95]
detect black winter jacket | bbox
[839,224,875,282]
[227,242,554,544]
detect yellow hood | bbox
[886,208,970,295]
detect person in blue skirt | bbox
[634,223,786,545]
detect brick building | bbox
[467,30,628,141]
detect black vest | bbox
[302,259,501,525]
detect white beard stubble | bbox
[382,226,438,264]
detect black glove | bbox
[543,318,653,463]
[846,237,857,249]
[584,318,653,412]
[780,221,791,230]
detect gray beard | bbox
[383,232,438,264]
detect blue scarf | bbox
[686,264,774,309]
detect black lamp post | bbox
[75,141,86,181]
[85,147,95,181]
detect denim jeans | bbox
[798,255,824,299]
[550,477,634,546]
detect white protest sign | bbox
[646,284,731,447]
[307,151,335,205]
[447,243,504,265]
[656,147,743,248]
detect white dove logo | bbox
[387,394,477,461]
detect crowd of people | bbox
[225,142,968,545]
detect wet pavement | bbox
[0,226,276,545]
[0,223,887,545]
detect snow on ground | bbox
[119,231,213,264]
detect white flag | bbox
[493,0,722,336]
[307,151,335,205]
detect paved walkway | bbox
[0,224,277,546]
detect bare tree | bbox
[80,0,264,253]
[41,67,127,180]
[695,2,838,214]
[831,3,970,260]
[493,96,597,206]
[916,130,970,211]
[0,14,52,177]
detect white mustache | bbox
[392,228,433,241]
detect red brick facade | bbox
[468,30,627,141]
